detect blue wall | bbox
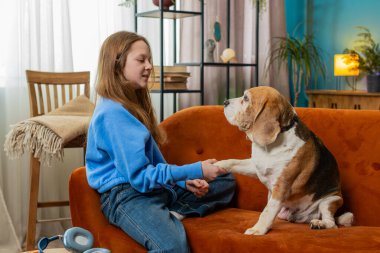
[285,0,380,91]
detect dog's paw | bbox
[310,219,337,229]
[244,225,268,235]
[214,160,232,172]
[336,212,354,227]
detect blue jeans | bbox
[100,173,235,253]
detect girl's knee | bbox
[215,173,236,190]
[224,172,236,181]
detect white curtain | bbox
[0,190,20,252]
[0,0,137,250]
[179,0,289,108]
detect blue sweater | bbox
[86,98,203,193]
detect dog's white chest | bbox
[251,128,305,188]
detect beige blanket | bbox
[4,95,95,165]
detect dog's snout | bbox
[223,100,230,107]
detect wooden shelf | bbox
[136,10,201,19]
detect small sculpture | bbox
[220,48,237,63]
[205,39,216,62]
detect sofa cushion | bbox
[184,208,380,253]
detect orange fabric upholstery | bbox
[69,106,380,252]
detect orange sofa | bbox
[69,106,380,252]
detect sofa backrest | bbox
[159,106,380,227]
[296,108,380,226]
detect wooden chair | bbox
[25,70,90,250]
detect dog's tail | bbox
[335,212,354,227]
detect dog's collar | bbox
[280,116,298,133]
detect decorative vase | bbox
[152,0,174,10]
[205,39,216,62]
[366,74,380,93]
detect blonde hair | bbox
[95,31,165,144]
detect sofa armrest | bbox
[69,167,109,243]
[69,166,146,252]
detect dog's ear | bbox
[278,95,295,128]
[248,100,281,146]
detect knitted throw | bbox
[4,95,94,165]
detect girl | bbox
[86,31,235,253]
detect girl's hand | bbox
[202,159,227,182]
[186,179,209,198]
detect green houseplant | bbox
[266,34,326,106]
[344,26,380,92]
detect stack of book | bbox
[149,66,190,90]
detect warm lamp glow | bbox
[334,54,359,76]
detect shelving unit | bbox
[135,0,259,121]
[204,0,260,101]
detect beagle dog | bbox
[216,86,354,235]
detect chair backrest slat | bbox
[45,85,52,113]
[61,85,66,105]
[69,85,73,101]
[53,85,59,110]
[37,84,45,115]
[76,84,81,97]
[26,70,90,117]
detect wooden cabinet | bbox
[306,90,380,110]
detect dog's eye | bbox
[243,95,249,102]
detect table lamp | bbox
[334,54,359,90]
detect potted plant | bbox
[265,34,326,107]
[344,26,380,92]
